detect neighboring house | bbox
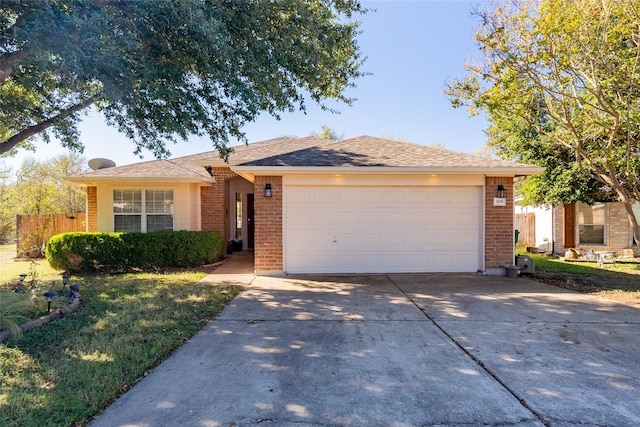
[515,201,640,255]
[65,136,542,275]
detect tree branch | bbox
[0,48,32,86]
[0,94,102,154]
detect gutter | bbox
[229,165,545,179]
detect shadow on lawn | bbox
[0,273,242,427]
[530,254,640,290]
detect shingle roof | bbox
[68,152,217,182]
[232,136,529,168]
[67,135,541,183]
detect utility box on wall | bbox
[516,255,535,275]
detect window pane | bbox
[578,203,605,225]
[145,190,173,214]
[114,215,141,232]
[113,190,142,214]
[235,192,242,239]
[579,225,604,244]
[147,214,173,231]
[578,203,605,244]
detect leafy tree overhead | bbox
[0,0,367,158]
[446,0,640,242]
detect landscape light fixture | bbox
[69,284,80,299]
[18,273,27,284]
[497,185,507,199]
[62,273,70,286]
[44,291,57,313]
[264,183,272,198]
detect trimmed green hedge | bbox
[46,231,224,272]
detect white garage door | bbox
[284,186,482,273]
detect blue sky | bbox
[4,0,486,171]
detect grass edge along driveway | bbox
[0,271,243,427]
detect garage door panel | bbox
[361,189,385,204]
[311,189,335,204]
[411,188,433,203]
[336,213,359,227]
[285,186,481,273]
[359,233,381,247]
[311,211,338,228]
[386,234,408,248]
[288,189,310,204]
[407,212,429,227]
[386,189,408,204]
[335,188,359,204]
[385,212,406,224]
[361,212,384,228]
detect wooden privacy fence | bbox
[16,213,86,256]
[515,212,535,248]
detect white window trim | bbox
[113,189,174,232]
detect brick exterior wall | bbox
[553,205,565,254]
[485,177,514,270]
[606,202,634,252]
[86,186,97,232]
[254,176,283,273]
[555,201,634,255]
[200,167,237,242]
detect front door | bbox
[564,203,576,248]
[247,193,255,249]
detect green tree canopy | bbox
[1,0,367,158]
[312,124,344,140]
[446,0,640,241]
[14,153,87,214]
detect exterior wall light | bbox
[497,185,506,198]
[493,184,507,206]
[264,183,272,198]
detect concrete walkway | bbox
[197,251,256,287]
[90,273,640,427]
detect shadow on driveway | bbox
[90,274,640,427]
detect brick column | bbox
[553,205,565,255]
[485,177,514,271]
[200,167,236,242]
[254,176,283,274]
[86,186,97,232]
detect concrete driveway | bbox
[90,274,640,427]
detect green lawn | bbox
[519,249,640,305]
[0,248,244,427]
[0,244,60,286]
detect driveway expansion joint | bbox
[385,275,550,427]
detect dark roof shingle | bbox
[67,135,540,182]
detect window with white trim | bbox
[578,203,605,245]
[113,189,174,232]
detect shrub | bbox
[46,231,224,272]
